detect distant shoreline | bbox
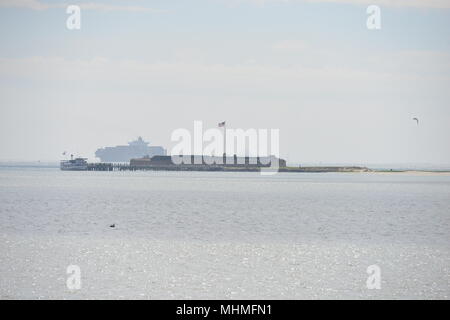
[369,170,450,176]
[1,163,450,175]
[282,167,450,174]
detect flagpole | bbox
[219,121,226,163]
[223,123,226,158]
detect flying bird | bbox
[412,117,419,125]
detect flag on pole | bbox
[218,121,226,127]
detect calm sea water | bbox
[1,168,449,299]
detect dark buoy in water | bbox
[110,224,115,228]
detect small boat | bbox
[60,155,88,171]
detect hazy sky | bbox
[0,0,449,164]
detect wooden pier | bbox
[86,163,241,172]
[87,163,129,171]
